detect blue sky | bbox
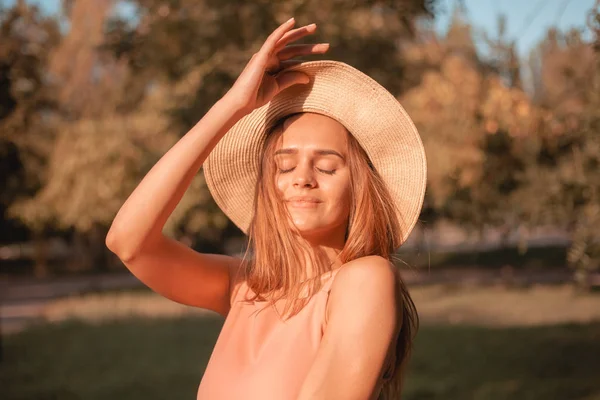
[3,0,595,59]
[434,0,595,57]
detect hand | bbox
[224,18,330,115]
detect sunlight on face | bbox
[273,112,352,240]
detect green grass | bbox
[408,323,600,400]
[2,317,599,400]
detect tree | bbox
[0,1,61,214]
[0,1,61,276]
[7,0,229,270]
[399,14,541,245]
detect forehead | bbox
[275,112,348,151]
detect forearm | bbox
[106,94,247,260]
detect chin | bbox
[291,223,322,233]
[290,220,335,237]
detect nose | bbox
[292,162,316,188]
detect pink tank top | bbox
[196,268,343,400]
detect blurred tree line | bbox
[400,3,599,287]
[0,0,598,286]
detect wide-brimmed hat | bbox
[203,60,426,249]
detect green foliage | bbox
[0,2,61,208]
[399,4,600,284]
[103,0,435,129]
[519,23,600,284]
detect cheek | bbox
[339,183,353,212]
[275,174,289,195]
[323,178,352,211]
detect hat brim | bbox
[203,60,427,249]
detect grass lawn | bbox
[2,316,599,400]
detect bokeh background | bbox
[1,0,600,399]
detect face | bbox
[273,112,352,240]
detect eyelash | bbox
[278,167,336,175]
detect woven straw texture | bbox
[203,60,427,249]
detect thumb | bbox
[276,71,310,92]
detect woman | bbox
[106,17,426,400]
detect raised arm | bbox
[105,17,328,317]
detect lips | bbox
[286,196,322,208]
[286,196,322,203]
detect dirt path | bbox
[2,268,598,334]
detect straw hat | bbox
[203,60,426,249]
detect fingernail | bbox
[287,17,295,23]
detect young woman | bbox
[106,17,427,400]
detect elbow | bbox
[105,228,137,262]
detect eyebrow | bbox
[273,148,346,161]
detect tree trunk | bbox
[32,231,50,278]
[88,223,110,271]
[68,230,92,273]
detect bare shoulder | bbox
[333,255,397,294]
[326,255,398,324]
[305,256,399,399]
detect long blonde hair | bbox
[235,112,419,399]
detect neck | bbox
[295,222,347,279]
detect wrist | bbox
[219,92,251,118]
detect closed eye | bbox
[278,167,336,175]
[319,169,336,175]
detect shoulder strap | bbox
[321,267,345,330]
[320,266,344,293]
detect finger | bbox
[277,43,330,61]
[273,23,317,53]
[260,18,296,57]
[279,60,305,69]
[276,71,311,92]
[263,57,308,77]
[264,60,305,77]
